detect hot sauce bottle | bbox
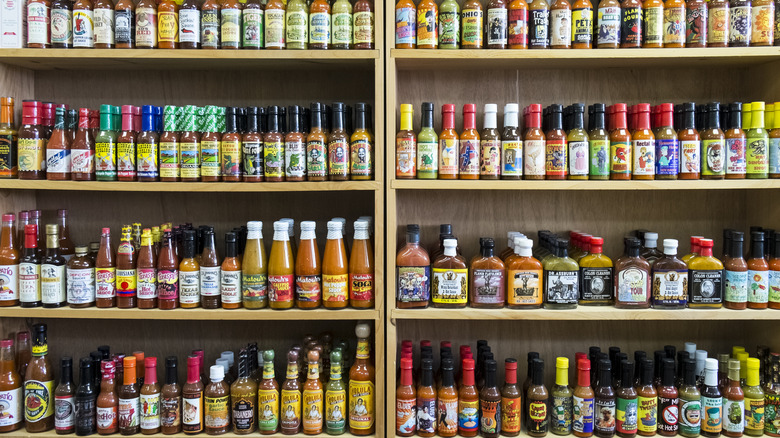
[685,0,708,46]
[678,103,701,179]
[136,106,159,182]
[631,104,655,180]
[294,222,321,309]
[396,357,415,437]
[18,101,46,180]
[182,356,204,434]
[506,238,543,309]
[471,238,506,308]
[66,247,94,308]
[706,0,728,46]
[747,101,769,179]
[477,104,500,179]
[499,103,522,179]
[72,0,95,48]
[157,229,179,310]
[281,350,302,435]
[750,0,773,45]
[91,0,111,48]
[349,103,372,180]
[179,105,201,182]
[657,359,678,436]
[458,104,480,179]
[139,358,161,435]
[218,0,241,49]
[304,103,326,181]
[221,107,242,182]
[725,231,748,309]
[609,104,631,180]
[744,358,764,436]
[413,102,438,179]
[135,0,157,48]
[579,237,613,306]
[349,220,373,308]
[25,325,54,434]
[159,106,181,182]
[701,102,726,179]
[415,0,437,48]
[229,350,255,434]
[242,221,267,309]
[567,103,589,179]
[115,226,137,309]
[176,0,199,48]
[54,356,75,435]
[397,224,430,309]
[551,357,573,436]
[200,0,219,48]
[454,358,477,437]
[653,104,678,179]
[178,230,200,308]
[153,0,176,48]
[543,239,579,309]
[97,360,118,435]
[661,0,685,46]
[94,227,116,308]
[430,238,466,308]
[268,221,294,310]
[328,104,349,181]
[157,357,181,435]
[204,365,229,435]
[523,104,545,179]
[95,105,118,181]
[257,350,279,434]
[723,359,744,437]
[114,0,134,47]
[614,238,650,309]
[302,350,324,435]
[196,229,218,309]
[241,107,262,182]
[529,0,550,48]
[20,225,41,308]
[263,106,284,182]
[0,214,18,307]
[45,106,70,181]
[50,0,73,48]
[394,0,415,48]
[0,98,17,179]
[70,108,94,180]
[619,0,641,47]
[116,106,136,181]
[689,239,724,308]
[747,231,769,308]
[461,0,484,47]
[526,359,548,437]
[41,224,67,308]
[321,221,348,309]
[641,0,662,47]
[587,104,609,179]
[118,357,140,435]
[651,239,688,308]
[136,229,157,309]
[550,0,572,48]
[633,359,655,438]
[573,359,595,438]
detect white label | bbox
[72,9,94,47]
[199,266,220,297]
[41,263,65,305]
[265,9,285,47]
[633,139,656,175]
[487,8,507,45]
[550,8,571,46]
[135,7,156,46]
[680,140,701,174]
[331,12,352,45]
[524,140,545,176]
[50,8,72,44]
[0,264,18,301]
[140,392,160,430]
[118,397,139,428]
[0,0,24,48]
[220,269,241,304]
[616,267,649,303]
[748,269,769,304]
[137,268,156,299]
[55,395,74,429]
[66,267,94,304]
[597,6,620,44]
[723,399,744,433]
[27,2,49,45]
[182,396,201,425]
[432,269,467,299]
[96,406,116,429]
[309,11,330,43]
[569,141,588,175]
[71,149,94,174]
[0,388,22,427]
[93,8,114,44]
[179,270,200,304]
[19,263,40,304]
[653,270,688,299]
[46,148,70,174]
[179,9,200,43]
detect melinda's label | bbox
[269,274,294,303]
[156,269,178,301]
[502,140,522,176]
[220,270,241,303]
[328,140,349,176]
[690,269,723,304]
[589,139,609,176]
[656,139,680,175]
[551,395,570,434]
[545,270,578,304]
[730,6,751,44]
[598,6,620,44]
[18,138,45,172]
[748,269,769,303]
[572,7,592,43]
[610,141,630,174]
[574,395,595,434]
[751,4,774,44]
[663,7,686,44]
[708,6,728,44]
[545,140,567,176]
[417,7,437,46]
[615,396,637,434]
[309,11,330,44]
[747,136,768,175]
[458,399,479,432]
[323,273,348,302]
[502,396,521,433]
[432,267,467,304]
[281,389,301,430]
[702,139,725,176]
[701,396,722,434]
[41,264,66,304]
[723,399,744,433]
[726,270,749,303]
[568,141,588,175]
[417,141,438,178]
[679,397,701,435]
[395,7,415,44]
[508,8,528,46]
[633,139,655,175]
[265,9,285,48]
[51,9,73,44]
[637,396,657,433]
[66,267,94,304]
[616,267,649,303]
[204,395,229,428]
[745,397,764,432]
[140,393,160,430]
[54,394,74,430]
[507,269,542,305]
[679,140,701,174]
[595,398,615,434]
[580,267,613,302]
[658,396,679,434]
[652,269,688,306]
[0,387,21,427]
[257,389,278,431]
[481,140,501,176]
[160,396,180,428]
[349,273,373,301]
[350,139,372,177]
[461,9,483,46]
[524,140,545,175]
[118,397,139,428]
[686,4,707,44]
[472,269,505,304]
[325,388,346,431]
[549,8,571,46]
[397,397,415,434]
[620,7,641,45]
[529,9,549,47]
[242,273,266,302]
[643,6,663,44]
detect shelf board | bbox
[391,47,780,69]
[5,432,375,438]
[0,48,379,70]
[391,178,780,191]
[0,306,380,320]
[392,306,780,321]
[0,179,381,192]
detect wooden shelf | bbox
[391,47,780,69]
[391,306,780,321]
[0,306,380,320]
[391,178,780,191]
[0,180,381,192]
[0,48,380,70]
[4,431,375,438]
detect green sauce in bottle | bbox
[95,104,118,181]
[417,102,438,179]
[744,358,765,436]
[551,357,573,435]
[747,101,769,179]
[438,0,460,48]
[543,238,579,309]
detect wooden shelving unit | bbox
[0,179,381,192]
[391,307,780,321]
[0,307,380,320]
[4,432,376,438]
[392,178,780,190]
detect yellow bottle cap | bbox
[744,103,752,112]
[400,104,413,114]
[751,101,765,111]
[556,357,569,369]
[732,346,745,357]
[746,357,761,387]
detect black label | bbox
[0,134,16,174]
[690,269,723,304]
[75,396,97,435]
[529,9,549,47]
[545,270,579,304]
[232,399,255,431]
[620,7,641,45]
[242,142,263,177]
[580,267,613,301]
[658,396,679,434]
[115,10,135,44]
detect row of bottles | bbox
[394,0,778,49]
[394,223,780,309]
[395,101,780,180]
[0,210,375,309]
[2,323,376,435]
[396,338,780,438]
[19,0,375,50]
[1,99,374,182]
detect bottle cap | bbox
[463,103,476,114]
[663,239,678,255]
[484,103,497,113]
[0,339,12,348]
[145,357,157,368]
[1,214,13,222]
[210,364,225,380]
[557,357,568,368]
[247,221,262,233]
[443,238,457,248]
[300,221,316,232]
[505,103,519,113]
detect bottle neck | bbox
[61,363,73,384]
[401,366,413,386]
[484,111,497,130]
[549,110,563,131]
[442,110,455,130]
[80,365,93,388]
[556,366,568,386]
[751,238,765,259]
[572,111,584,130]
[463,111,476,130]
[593,110,605,130]
[504,111,518,129]
[145,365,157,385]
[636,111,650,131]
[421,109,433,129]
[683,110,696,130]
[708,109,721,130]
[752,109,765,130]
[332,109,345,132]
[123,366,136,386]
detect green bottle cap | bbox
[100,104,112,114]
[164,111,177,132]
[164,105,177,116]
[111,105,120,115]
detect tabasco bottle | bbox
[295,222,321,309]
[18,101,46,180]
[688,238,724,308]
[0,338,22,432]
[481,104,501,179]
[417,102,438,179]
[396,104,416,179]
[349,220,373,308]
[0,214,19,307]
[460,104,480,179]
[322,220,348,309]
[157,229,179,310]
[20,224,41,308]
[41,225,66,308]
[269,221,294,310]
[632,103,655,180]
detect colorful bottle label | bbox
[598,6,620,45]
[439,10,459,46]
[501,396,521,433]
[118,397,140,428]
[395,7,415,44]
[242,9,263,48]
[702,139,725,176]
[349,272,373,302]
[201,9,219,48]
[283,140,305,178]
[580,266,613,302]
[178,9,199,44]
[459,139,479,175]
[413,396,435,434]
[679,397,701,435]
[572,7,592,44]
[325,388,346,431]
[309,11,330,44]
[633,139,655,176]
[480,139,501,176]
[46,148,70,175]
[66,267,94,304]
[620,7,641,45]
[221,139,241,177]
[472,268,505,304]
[348,380,373,429]
[746,397,764,432]
[529,9,549,47]
[95,140,117,178]
[331,12,351,46]
[461,9,483,46]
[232,396,255,432]
[438,138,459,176]
[220,8,240,46]
[220,269,240,303]
[116,267,136,298]
[487,7,508,46]
[0,264,17,302]
[136,142,158,179]
[135,7,157,47]
[550,395,570,434]
[178,270,199,304]
[658,395,679,434]
[25,380,54,423]
[26,3,49,45]
[264,9,285,48]
[156,269,178,301]
[458,399,479,432]
[73,9,94,47]
[508,8,528,46]
[616,267,649,303]
[751,4,774,44]
[71,147,94,175]
[198,140,218,177]
[96,406,117,430]
[616,396,637,434]
[726,269,749,303]
[643,6,663,44]
[439,395,459,435]
[159,141,180,179]
[545,139,567,176]
[685,4,707,44]
[549,8,571,46]
[397,266,431,302]
[204,395,229,429]
[117,142,136,178]
[178,140,199,179]
[502,140,522,176]
[610,140,630,174]
[729,6,751,44]
[545,270,578,304]
[431,267,468,304]
[158,10,178,43]
[140,392,160,430]
[242,140,262,177]
[294,274,321,302]
[95,267,116,299]
[723,399,744,433]
[637,395,657,433]
[269,274,294,303]
[573,395,595,434]
[322,273,348,303]
[652,269,688,306]
[303,140,325,177]
[690,269,723,304]
[507,269,542,306]
[748,269,769,303]
[568,141,588,176]
[257,389,279,432]
[397,397,416,434]
[417,141,438,178]
[350,138,372,177]
[285,10,306,44]
[417,7,437,46]
[263,140,283,178]
[679,140,701,174]
[354,11,375,45]
[160,396,180,428]
[480,397,501,434]
[769,269,780,303]
[701,396,722,434]
[588,139,609,176]
[242,273,267,302]
[764,394,780,434]
[663,7,686,44]
[51,9,73,45]
[708,6,728,44]
[524,139,545,176]
[54,394,74,430]
[594,398,615,434]
[747,135,769,175]
[137,268,156,300]
[18,138,45,172]
[181,394,201,427]
[656,139,679,175]
[328,140,349,176]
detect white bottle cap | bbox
[216,358,229,375]
[247,221,263,239]
[327,220,343,240]
[273,221,289,241]
[484,104,498,129]
[515,238,533,257]
[331,217,346,236]
[354,220,369,240]
[662,239,678,256]
[220,351,234,367]
[300,221,316,241]
[507,231,518,249]
[210,364,224,381]
[684,342,696,355]
[504,104,519,128]
[644,232,658,248]
[443,238,457,257]
[273,221,288,232]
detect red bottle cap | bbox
[401,340,412,350]
[462,358,475,386]
[122,112,134,132]
[442,104,455,113]
[187,355,199,383]
[22,101,41,124]
[132,106,141,116]
[463,103,476,114]
[42,102,54,124]
[581,234,592,252]
[78,108,90,128]
[401,358,413,370]
[505,359,518,384]
[613,103,627,113]
[420,340,431,348]
[463,104,476,130]
[1,339,12,348]
[699,238,714,256]
[526,104,542,128]
[2,213,14,222]
[402,350,412,360]
[575,352,588,363]
[442,104,455,130]
[121,105,133,115]
[24,224,37,249]
[589,237,604,253]
[102,227,111,235]
[441,341,451,349]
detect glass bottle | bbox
[431,238,467,308]
[579,237,613,306]
[651,239,689,309]
[506,238,543,309]
[242,221,267,309]
[41,224,66,308]
[268,221,294,310]
[199,229,220,309]
[182,356,204,434]
[689,239,724,308]
[157,229,179,310]
[614,238,651,308]
[616,360,636,438]
[0,338,22,432]
[348,323,374,435]
[322,220,348,309]
[609,104,632,180]
[178,0,200,48]
[527,359,549,437]
[551,357,573,436]
[97,360,118,435]
[75,358,97,436]
[396,224,431,309]
[595,359,616,438]
[544,239,579,309]
[161,357,181,434]
[118,357,140,435]
[54,356,75,434]
[723,359,744,437]
[470,238,505,308]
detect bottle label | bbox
[137,268,156,299]
[745,397,764,432]
[751,4,774,44]
[257,389,279,432]
[729,6,751,43]
[633,139,655,176]
[472,268,505,304]
[770,138,780,174]
[179,140,199,179]
[232,397,255,431]
[20,262,41,304]
[348,380,374,429]
[265,9,285,48]
[328,140,349,177]
[269,274,294,303]
[723,399,744,433]
[281,389,301,430]
[708,6,728,44]
[747,135,768,175]
[157,269,178,301]
[182,394,201,427]
[199,266,220,297]
[598,6,620,45]
[461,9,483,46]
[137,142,158,179]
[26,3,49,45]
[221,140,241,177]
[487,8,508,46]
[201,9,219,48]
[502,140,522,176]
[702,139,725,176]
[73,9,94,47]
[507,269,542,305]
[685,4,707,44]
[569,141,588,175]
[25,380,54,423]
[765,394,780,434]
[46,148,70,175]
[595,398,615,434]
[160,141,180,179]
[41,264,66,305]
[655,138,679,175]
[95,267,116,299]
[550,395,570,434]
[158,10,178,43]
[302,389,323,431]
[204,395,229,428]
[545,270,578,304]
[66,267,95,304]
[395,7,415,44]
[0,264,17,301]
[416,7,436,46]
[701,396,722,433]
[350,138,372,177]
[573,395,595,434]
[679,397,701,435]
[18,138,45,172]
[439,10,459,46]
[0,134,14,178]
[480,140,501,176]
[748,269,769,303]
[580,266,613,302]
[637,395,657,433]
[178,270,199,304]
[435,395,458,435]
[200,140,219,178]
[431,267,468,304]
[96,406,117,430]
[117,142,136,178]
[348,273,372,302]
[501,396,521,433]
[610,141,630,174]
[220,269,241,303]
[116,267,136,297]
[663,7,686,44]
[331,12,351,46]
[458,398,479,432]
[615,396,636,433]
[524,139,545,176]
[0,387,21,427]
[546,140,567,176]
[135,7,157,47]
[397,397,416,434]
[54,394,74,429]
[417,141,438,178]
[508,8,528,46]
[620,7,641,45]
[243,141,263,177]
[160,396,180,428]
[397,266,431,302]
[95,141,117,178]
[323,273,348,303]
[658,395,679,434]
[437,138,460,177]
[294,274,321,302]
[572,7,592,44]
[118,397,139,428]
[456,139,478,175]
[179,9,200,43]
[529,9,549,47]
[679,140,701,174]
[643,6,662,44]
[690,269,723,304]
[325,388,346,431]
[652,268,688,306]
[51,8,73,45]
[588,139,609,176]
[481,397,502,434]
[140,392,160,429]
[769,269,780,303]
[71,147,94,175]
[220,8,241,46]
[616,267,649,303]
[115,9,133,45]
[242,273,267,302]
[305,140,326,177]
[550,8,571,46]
[263,140,284,178]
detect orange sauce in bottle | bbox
[524,104,546,180]
[269,221,294,310]
[678,103,701,180]
[768,233,780,309]
[459,104,480,180]
[295,221,322,309]
[632,103,656,180]
[322,221,348,309]
[220,232,242,309]
[439,104,459,179]
[747,231,769,309]
[302,350,323,434]
[349,220,374,308]
[610,104,632,180]
[178,230,200,309]
[506,238,543,309]
[349,323,375,435]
